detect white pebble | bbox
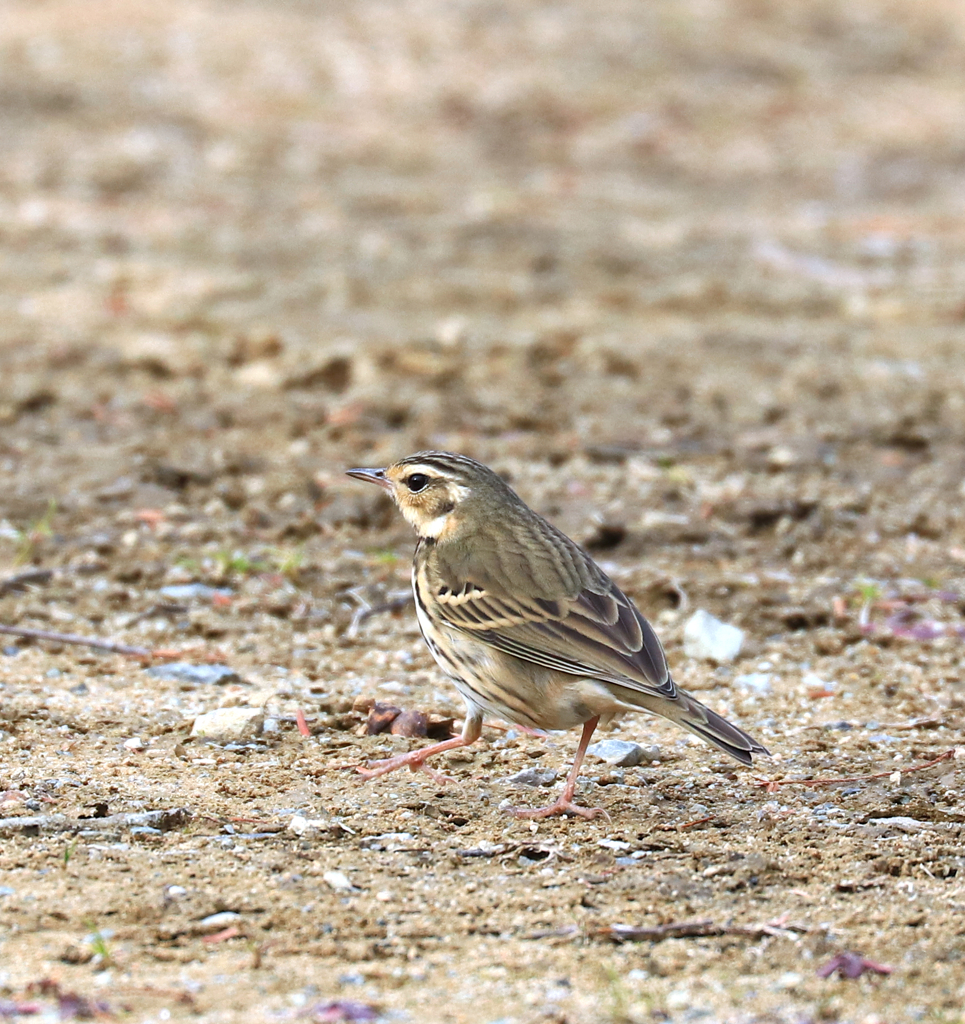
[322,870,357,892]
[683,609,744,663]
[190,707,264,744]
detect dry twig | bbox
[0,623,155,659]
[0,569,54,596]
[756,749,955,792]
[596,917,808,943]
[0,807,192,836]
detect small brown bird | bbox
[347,452,768,819]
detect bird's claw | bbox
[505,798,610,822]
[357,753,457,784]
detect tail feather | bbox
[673,692,769,765]
[618,684,769,766]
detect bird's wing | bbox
[431,570,676,701]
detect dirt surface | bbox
[3,1,965,1021]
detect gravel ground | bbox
[2,2,965,1022]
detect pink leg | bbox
[358,714,483,783]
[508,717,609,821]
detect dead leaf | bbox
[390,709,428,737]
[366,703,402,735]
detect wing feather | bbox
[432,559,675,700]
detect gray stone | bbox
[145,662,241,686]
[587,739,655,767]
[159,583,233,601]
[683,609,744,663]
[499,767,558,788]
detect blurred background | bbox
[3,4,965,1018]
[3,0,965,635]
[4,0,965,525]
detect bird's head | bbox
[346,452,504,541]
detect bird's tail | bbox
[625,686,769,766]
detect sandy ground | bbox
[3,1,965,1021]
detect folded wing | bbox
[433,573,676,701]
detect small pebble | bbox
[322,870,357,892]
[499,767,558,788]
[733,673,773,695]
[803,672,833,692]
[197,911,242,931]
[146,663,242,686]
[683,609,744,663]
[377,681,407,693]
[587,739,655,767]
[159,584,234,601]
[288,815,330,836]
[598,838,631,852]
[190,707,264,743]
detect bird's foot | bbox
[357,744,460,784]
[505,796,609,822]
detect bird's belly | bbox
[414,595,626,730]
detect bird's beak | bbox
[346,467,392,491]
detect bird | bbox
[346,451,768,819]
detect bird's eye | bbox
[406,473,430,493]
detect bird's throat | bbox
[418,508,458,541]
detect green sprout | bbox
[9,499,57,566]
[601,963,633,1024]
[214,550,267,576]
[175,555,202,574]
[853,579,883,605]
[62,838,78,870]
[84,921,114,967]
[269,545,305,580]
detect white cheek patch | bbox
[421,512,452,538]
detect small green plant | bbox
[601,963,632,1024]
[853,579,883,605]
[62,838,78,869]
[369,548,401,565]
[174,554,202,574]
[663,464,693,487]
[9,499,57,566]
[214,550,266,576]
[269,545,305,580]
[84,921,114,967]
